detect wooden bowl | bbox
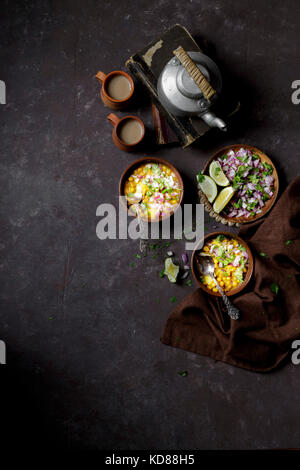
[199,144,279,226]
[191,231,254,297]
[119,157,184,222]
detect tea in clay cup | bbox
[107,113,145,152]
[96,70,134,110]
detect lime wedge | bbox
[209,161,229,187]
[197,175,217,203]
[164,258,179,283]
[213,186,235,214]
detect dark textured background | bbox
[0,0,300,450]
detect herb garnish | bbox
[233,199,243,209]
[235,267,243,282]
[270,282,279,295]
[177,370,188,377]
[262,162,273,174]
[197,172,205,183]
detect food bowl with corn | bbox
[191,231,254,297]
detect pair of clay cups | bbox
[96,70,145,151]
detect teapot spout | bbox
[200,111,227,131]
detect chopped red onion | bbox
[181,271,189,280]
[182,253,188,264]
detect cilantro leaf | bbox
[233,199,243,209]
[262,193,269,202]
[235,267,244,282]
[217,246,225,257]
[270,282,279,295]
[259,252,269,259]
[262,162,273,174]
[177,370,188,377]
[197,172,205,183]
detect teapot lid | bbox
[176,63,210,99]
[157,51,222,117]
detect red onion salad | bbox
[217,148,275,219]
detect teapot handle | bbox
[173,46,216,101]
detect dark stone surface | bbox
[0,0,300,450]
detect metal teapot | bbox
[157,46,227,131]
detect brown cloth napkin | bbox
[161,177,300,372]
